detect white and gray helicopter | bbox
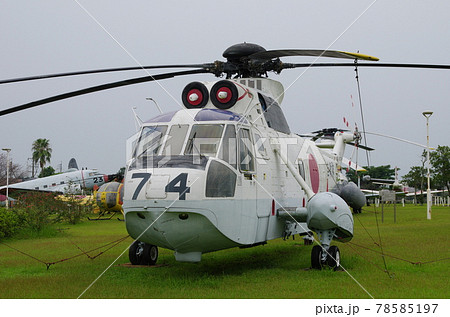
[1,43,448,269]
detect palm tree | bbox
[32,138,52,177]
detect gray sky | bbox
[1,0,449,176]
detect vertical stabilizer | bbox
[68,158,79,170]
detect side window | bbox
[218,125,237,169]
[206,160,237,197]
[298,160,305,180]
[238,128,255,172]
[253,132,267,158]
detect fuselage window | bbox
[184,124,224,157]
[238,128,255,172]
[163,124,189,156]
[298,160,305,180]
[218,125,237,169]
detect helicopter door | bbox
[237,128,258,244]
[253,131,271,242]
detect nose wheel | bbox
[311,245,341,270]
[326,245,340,270]
[311,245,323,269]
[129,240,159,265]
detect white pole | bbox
[423,111,433,220]
[2,148,11,209]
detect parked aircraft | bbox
[0,159,114,195]
[1,43,448,269]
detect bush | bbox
[14,192,60,231]
[15,191,93,229]
[53,194,93,225]
[5,192,92,238]
[0,207,22,238]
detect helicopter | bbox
[1,43,449,270]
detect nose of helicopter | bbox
[124,204,238,262]
[123,157,240,261]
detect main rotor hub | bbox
[222,43,266,62]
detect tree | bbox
[346,165,396,189]
[430,145,450,193]
[402,166,426,204]
[38,166,55,178]
[32,138,52,176]
[365,165,396,180]
[0,153,27,186]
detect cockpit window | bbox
[134,125,168,158]
[218,125,237,169]
[162,124,189,156]
[184,124,224,157]
[238,128,255,172]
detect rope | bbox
[0,241,48,266]
[1,235,130,270]
[353,61,392,277]
[348,241,450,266]
[347,241,392,277]
[353,211,379,246]
[353,60,371,166]
[68,239,96,259]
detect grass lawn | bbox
[0,204,448,299]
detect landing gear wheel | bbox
[129,240,145,265]
[141,244,158,265]
[311,245,323,270]
[129,241,159,265]
[326,246,341,270]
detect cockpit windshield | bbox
[133,125,167,159]
[184,124,224,157]
[129,123,244,171]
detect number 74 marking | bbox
[131,172,190,200]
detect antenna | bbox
[131,107,143,131]
[146,97,163,114]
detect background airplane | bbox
[0,158,116,195]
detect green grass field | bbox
[0,204,449,299]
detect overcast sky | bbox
[1,0,449,177]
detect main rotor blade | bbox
[0,69,209,117]
[249,49,379,61]
[284,62,450,70]
[0,64,212,85]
